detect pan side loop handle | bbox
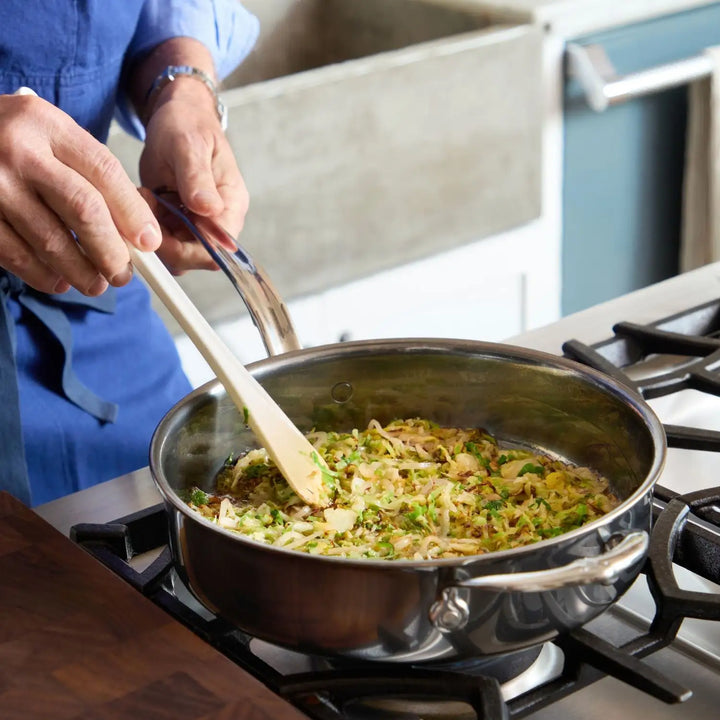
[152,190,301,357]
[429,531,648,632]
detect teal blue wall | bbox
[563,3,720,314]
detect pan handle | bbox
[152,190,302,357]
[429,531,648,632]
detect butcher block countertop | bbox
[0,492,308,720]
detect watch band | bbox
[144,65,228,131]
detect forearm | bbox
[129,38,248,274]
[128,37,221,130]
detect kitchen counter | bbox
[443,0,719,35]
[0,491,309,720]
[508,256,720,350]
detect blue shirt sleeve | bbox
[115,0,259,139]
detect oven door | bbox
[562,3,720,316]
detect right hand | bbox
[0,92,162,296]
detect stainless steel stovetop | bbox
[36,262,720,719]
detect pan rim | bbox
[150,337,666,569]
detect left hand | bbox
[138,77,249,275]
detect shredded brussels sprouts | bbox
[186,418,620,560]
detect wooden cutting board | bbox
[0,491,309,720]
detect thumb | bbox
[172,150,224,218]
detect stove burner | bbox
[71,490,706,720]
[315,644,564,720]
[320,645,544,686]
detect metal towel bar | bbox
[566,42,714,112]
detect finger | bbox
[215,174,249,240]
[209,133,248,231]
[155,232,222,274]
[2,182,110,296]
[139,187,190,240]
[151,186,241,257]
[187,138,249,250]
[34,174,134,287]
[0,217,71,294]
[12,166,127,292]
[50,124,162,251]
[169,135,225,217]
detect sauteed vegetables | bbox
[186,418,620,560]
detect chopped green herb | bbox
[336,450,362,469]
[186,417,619,560]
[377,541,395,557]
[538,526,564,538]
[244,463,270,479]
[464,441,491,468]
[519,463,545,476]
[190,488,209,506]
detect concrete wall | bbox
[226,0,491,85]
[108,1,543,333]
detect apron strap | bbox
[19,291,119,423]
[0,273,119,504]
[0,274,31,505]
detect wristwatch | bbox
[144,65,227,131]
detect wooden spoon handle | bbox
[130,248,328,507]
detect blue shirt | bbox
[0,0,258,506]
[0,0,259,140]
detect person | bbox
[0,1,260,506]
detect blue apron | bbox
[0,0,192,506]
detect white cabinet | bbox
[175,216,559,388]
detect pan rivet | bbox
[330,381,354,404]
[429,589,470,632]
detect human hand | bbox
[139,77,249,275]
[0,92,162,295]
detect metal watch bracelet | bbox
[143,65,227,131]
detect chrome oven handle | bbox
[566,42,713,112]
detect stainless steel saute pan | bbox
[148,199,666,663]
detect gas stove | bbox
[36,263,720,719]
[67,478,720,719]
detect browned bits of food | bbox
[186,418,621,560]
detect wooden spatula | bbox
[130,247,330,507]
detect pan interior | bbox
[153,344,660,506]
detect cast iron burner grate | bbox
[70,300,720,719]
[71,486,720,719]
[562,297,720,458]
